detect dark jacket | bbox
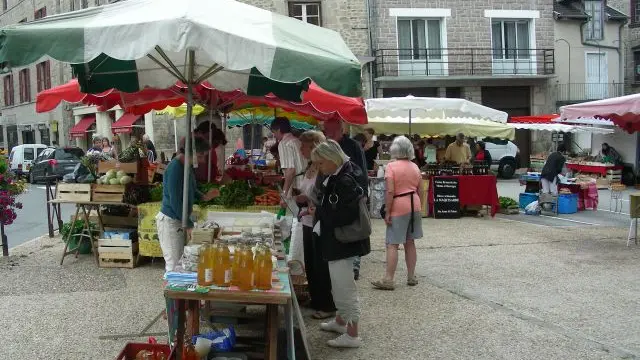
[315,161,371,262]
[339,135,368,188]
[541,151,566,182]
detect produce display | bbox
[254,189,281,206]
[499,196,518,209]
[97,169,133,185]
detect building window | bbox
[634,51,640,83]
[491,20,530,59]
[2,0,7,11]
[95,0,101,5]
[3,75,14,106]
[70,0,75,11]
[34,6,46,20]
[585,0,604,40]
[36,61,51,92]
[18,69,30,103]
[397,19,442,60]
[288,2,321,26]
[81,0,88,9]
[633,0,640,25]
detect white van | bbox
[9,144,48,177]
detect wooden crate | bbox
[56,183,91,202]
[102,215,138,228]
[98,238,138,268]
[92,184,126,202]
[98,161,139,174]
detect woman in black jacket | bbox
[310,140,370,348]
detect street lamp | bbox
[556,38,571,101]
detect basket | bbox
[116,342,174,360]
[287,260,309,303]
[190,226,221,244]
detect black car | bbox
[29,147,85,183]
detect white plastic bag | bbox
[524,200,540,215]
[287,218,305,265]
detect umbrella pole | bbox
[181,50,196,229]
[409,109,412,136]
[208,110,213,183]
[173,121,178,152]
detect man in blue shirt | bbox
[157,136,219,272]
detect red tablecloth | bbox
[565,163,623,176]
[428,175,499,217]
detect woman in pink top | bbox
[372,136,423,291]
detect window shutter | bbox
[37,64,42,93]
[4,77,8,106]
[46,61,51,89]
[288,1,295,16]
[26,70,30,102]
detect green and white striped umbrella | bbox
[0,0,362,98]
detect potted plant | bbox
[499,196,519,215]
[60,219,96,254]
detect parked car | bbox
[29,147,85,183]
[9,144,48,178]
[482,138,520,179]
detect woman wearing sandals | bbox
[372,136,423,291]
[310,140,370,348]
[295,131,337,320]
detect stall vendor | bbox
[444,133,472,164]
[474,141,492,166]
[193,122,227,183]
[540,144,567,196]
[600,143,623,165]
[157,136,220,272]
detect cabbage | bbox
[109,178,120,185]
[119,175,133,185]
[116,170,126,179]
[105,169,117,179]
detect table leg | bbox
[284,300,296,360]
[60,204,81,265]
[186,300,200,338]
[265,304,278,360]
[176,299,186,360]
[79,205,95,262]
[94,205,105,265]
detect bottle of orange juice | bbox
[238,240,255,291]
[197,244,214,286]
[256,243,273,290]
[230,239,242,287]
[213,240,231,287]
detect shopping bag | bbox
[287,218,305,265]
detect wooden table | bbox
[49,199,131,265]
[164,270,295,360]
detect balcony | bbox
[555,83,624,104]
[374,48,555,79]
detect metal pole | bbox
[1,224,7,256]
[181,50,196,229]
[556,39,571,101]
[173,120,178,152]
[409,109,412,135]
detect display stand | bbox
[44,177,63,238]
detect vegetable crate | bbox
[97,238,139,268]
[56,183,91,202]
[92,184,126,202]
[190,227,220,244]
[98,160,148,184]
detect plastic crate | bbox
[519,192,539,209]
[558,193,578,214]
[116,342,174,360]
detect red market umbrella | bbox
[36,79,243,115]
[559,93,640,133]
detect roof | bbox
[69,115,96,138]
[554,1,627,22]
[112,113,142,133]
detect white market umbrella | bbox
[0,0,362,228]
[365,96,508,136]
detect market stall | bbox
[364,96,507,218]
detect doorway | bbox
[585,52,608,99]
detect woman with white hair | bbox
[310,139,370,348]
[372,135,423,291]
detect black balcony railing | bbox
[374,48,555,78]
[555,83,624,103]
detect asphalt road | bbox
[6,184,75,250]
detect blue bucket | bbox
[519,192,539,209]
[558,193,578,214]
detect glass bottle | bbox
[238,240,255,291]
[230,239,242,287]
[213,240,231,287]
[197,244,214,287]
[255,242,273,290]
